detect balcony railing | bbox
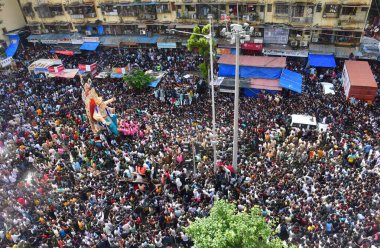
[120,11,137,17]
[137,14,156,20]
[71,14,85,19]
[339,16,365,24]
[290,16,313,23]
[177,12,197,19]
[84,13,97,18]
[103,11,119,16]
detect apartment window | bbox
[275,5,289,15]
[341,7,356,15]
[185,5,195,12]
[361,7,369,12]
[316,4,322,12]
[260,5,265,12]
[293,6,304,17]
[267,4,272,12]
[248,5,257,12]
[325,4,339,13]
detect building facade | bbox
[0,0,26,44]
[19,0,371,55]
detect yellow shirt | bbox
[317,149,324,158]
[36,109,42,116]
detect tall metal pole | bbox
[209,17,217,172]
[232,32,240,171]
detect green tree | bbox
[187,25,215,80]
[186,200,288,248]
[123,69,154,90]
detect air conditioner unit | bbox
[300,41,308,47]
[68,10,73,14]
[140,29,146,35]
[85,30,92,35]
[303,35,310,40]
[242,15,249,21]
[51,29,55,33]
[290,40,298,46]
[44,29,49,33]
[312,37,319,42]
[255,32,262,36]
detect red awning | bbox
[241,42,263,51]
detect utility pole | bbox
[232,32,240,171]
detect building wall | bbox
[0,0,26,44]
[19,0,372,47]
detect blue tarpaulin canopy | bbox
[5,34,20,58]
[243,88,278,97]
[308,54,336,68]
[80,42,100,51]
[219,64,283,79]
[279,69,303,93]
[157,43,176,49]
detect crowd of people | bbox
[0,44,379,248]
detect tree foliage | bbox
[186,200,288,248]
[123,69,154,90]
[187,25,215,80]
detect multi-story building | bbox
[0,0,26,44]
[19,0,371,56]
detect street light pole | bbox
[232,32,240,171]
[170,21,218,172]
[208,17,217,172]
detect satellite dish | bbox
[374,27,379,33]
[307,8,313,14]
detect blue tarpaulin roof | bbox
[279,69,303,93]
[80,42,100,51]
[5,34,20,58]
[219,64,283,79]
[308,54,336,68]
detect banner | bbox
[49,69,79,79]
[83,37,100,43]
[55,50,74,56]
[78,63,97,72]
[241,42,263,51]
[217,48,231,55]
[0,57,13,68]
[112,66,129,74]
[48,65,65,73]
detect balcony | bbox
[84,12,97,18]
[103,11,119,16]
[290,16,313,23]
[339,15,365,24]
[137,14,156,21]
[322,4,341,18]
[71,14,85,19]
[177,12,197,19]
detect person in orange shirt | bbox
[309,150,315,160]
[36,108,42,116]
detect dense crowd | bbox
[0,44,379,248]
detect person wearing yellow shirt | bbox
[317,148,324,158]
[36,109,42,116]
